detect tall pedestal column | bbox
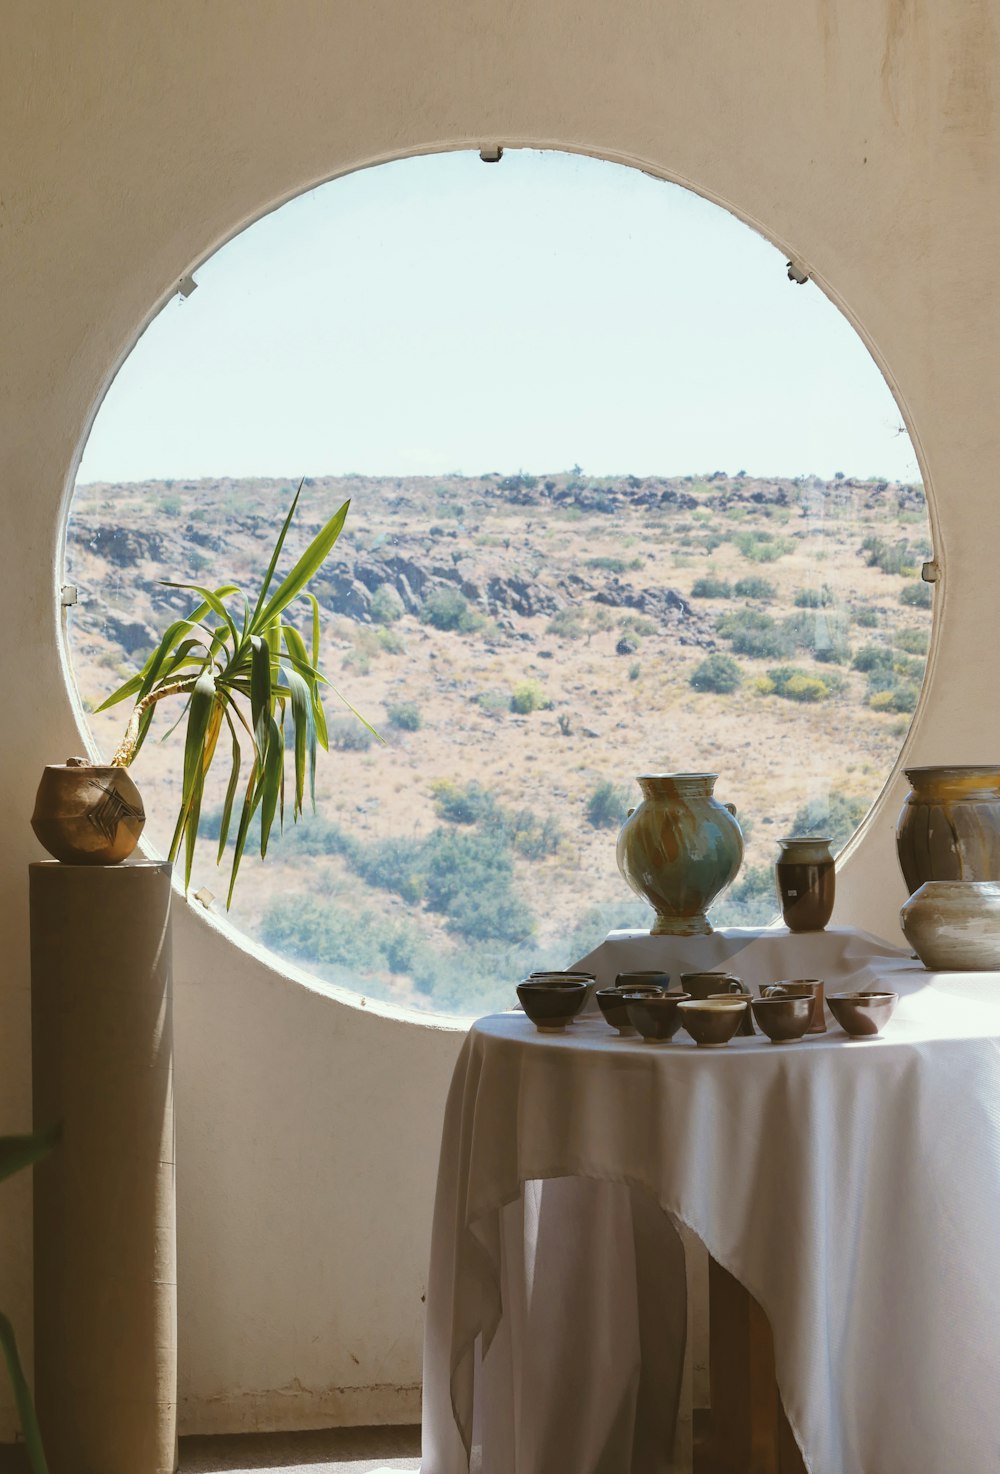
[30,860,177,1474]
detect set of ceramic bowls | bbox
[516,969,898,1043]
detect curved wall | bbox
[1,0,996,1436]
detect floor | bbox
[0,1426,422,1474]
[179,1427,422,1472]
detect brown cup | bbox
[827,991,898,1038]
[682,971,755,1034]
[761,979,826,1034]
[622,991,691,1043]
[596,988,636,1035]
[616,970,672,991]
[677,998,747,1048]
[750,993,813,1044]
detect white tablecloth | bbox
[420,928,1000,1474]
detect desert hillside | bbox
[65,469,932,1013]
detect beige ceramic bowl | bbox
[677,997,747,1047]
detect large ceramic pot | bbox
[896,766,1000,894]
[31,757,145,864]
[616,773,744,936]
[900,880,1000,971]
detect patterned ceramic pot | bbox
[616,773,744,936]
[900,880,1000,971]
[896,766,1000,894]
[31,758,145,864]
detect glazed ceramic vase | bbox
[775,835,835,932]
[900,880,1000,971]
[896,766,1000,894]
[616,773,744,936]
[31,757,145,864]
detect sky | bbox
[77,149,920,486]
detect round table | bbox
[420,929,1000,1474]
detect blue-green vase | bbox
[616,773,744,935]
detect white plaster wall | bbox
[1,0,998,1438]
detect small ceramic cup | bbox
[750,993,813,1044]
[827,991,898,1038]
[528,971,596,1015]
[596,988,636,1035]
[516,979,588,1031]
[677,998,747,1048]
[683,971,755,1035]
[616,970,672,991]
[761,979,826,1034]
[622,991,691,1044]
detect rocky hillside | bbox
[66,470,933,1014]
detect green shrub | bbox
[476,689,509,714]
[510,680,546,714]
[691,576,732,599]
[860,536,923,576]
[717,609,791,659]
[853,605,880,628]
[733,530,792,563]
[790,793,869,853]
[733,576,775,601]
[329,717,375,751]
[689,653,743,694]
[546,609,587,639]
[586,780,631,830]
[586,555,643,573]
[852,644,894,673]
[433,779,497,825]
[370,583,404,624]
[618,615,658,638]
[387,700,422,731]
[766,665,829,702]
[896,627,929,655]
[793,585,834,608]
[420,587,485,632]
[711,865,777,928]
[628,662,641,681]
[868,682,919,714]
[506,811,563,860]
[900,581,933,608]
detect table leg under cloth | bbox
[476,1179,687,1474]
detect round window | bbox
[65,149,932,1015]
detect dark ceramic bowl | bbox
[596,988,636,1034]
[528,970,596,1013]
[516,979,588,1031]
[750,994,813,1044]
[623,990,690,1043]
[616,970,672,991]
[827,991,898,1038]
[677,998,747,1047]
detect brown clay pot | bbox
[775,836,835,932]
[31,758,145,864]
[896,766,1000,894]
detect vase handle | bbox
[724,802,737,817]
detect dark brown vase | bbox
[775,836,835,932]
[31,758,145,864]
[896,765,1000,894]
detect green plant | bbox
[766,665,830,702]
[791,792,869,853]
[100,485,374,904]
[370,584,404,624]
[717,609,791,659]
[690,575,732,599]
[420,587,485,632]
[689,653,743,693]
[853,605,880,628]
[586,780,630,830]
[900,581,933,608]
[733,576,775,601]
[896,627,930,655]
[628,662,641,681]
[793,585,834,608]
[546,609,587,639]
[1,1125,60,1474]
[387,700,422,731]
[510,680,546,713]
[852,644,894,673]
